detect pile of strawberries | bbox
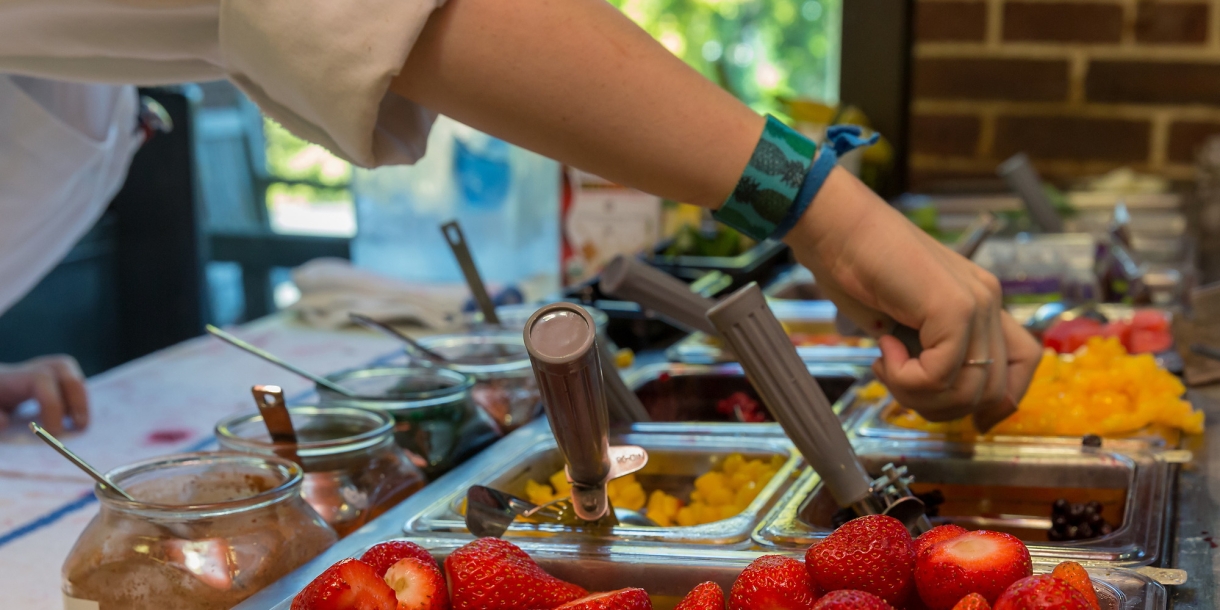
[292,515,1104,610]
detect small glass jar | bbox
[315,367,486,477]
[467,302,609,337]
[216,406,425,537]
[62,452,337,610]
[416,331,541,432]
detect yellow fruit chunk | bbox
[886,337,1204,438]
[856,380,889,401]
[525,479,557,505]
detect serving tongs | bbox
[464,303,651,537]
[707,282,932,535]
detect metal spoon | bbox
[206,325,358,398]
[441,220,500,326]
[464,485,656,538]
[349,313,448,363]
[29,422,137,502]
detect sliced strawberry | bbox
[806,515,915,606]
[1128,328,1173,354]
[1050,562,1100,610]
[444,538,587,610]
[812,589,894,609]
[993,575,1090,610]
[729,555,822,610]
[1100,321,1131,348]
[913,525,969,559]
[292,558,397,610]
[554,589,651,610]
[951,593,990,610]
[914,530,1032,610]
[383,557,449,610]
[361,541,438,578]
[675,582,724,610]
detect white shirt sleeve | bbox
[0,0,447,167]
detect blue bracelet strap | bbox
[772,125,880,239]
[714,120,880,241]
[713,116,818,241]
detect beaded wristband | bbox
[714,118,880,241]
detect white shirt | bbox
[0,0,445,314]
[0,77,141,314]
[0,0,446,169]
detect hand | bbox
[786,168,1042,422]
[0,355,89,434]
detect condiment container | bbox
[61,452,337,610]
[416,331,541,432]
[216,406,425,537]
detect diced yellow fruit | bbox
[694,471,727,494]
[549,470,572,495]
[676,506,699,527]
[721,453,746,476]
[857,380,889,401]
[706,488,734,506]
[525,479,556,505]
[615,348,635,369]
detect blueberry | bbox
[1078,523,1095,539]
[1053,515,1069,528]
[1052,498,1070,516]
[1099,522,1114,536]
[1087,501,1103,516]
[1048,528,1065,541]
[1065,525,1080,540]
[1068,503,1087,522]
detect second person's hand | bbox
[785,167,1042,423]
[0,355,90,435]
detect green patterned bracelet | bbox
[712,115,818,241]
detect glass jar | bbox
[216,406,425,537]
[416,331,541,432]
[62,452,337,610]
[467,302,609,338]
[315,367,488,477]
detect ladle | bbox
[29,422,137,502]
[206,325,358,398]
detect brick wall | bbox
[908,0,1220,191]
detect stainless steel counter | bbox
[1167,388,1220,609]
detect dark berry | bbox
[1065,525,1079,539]
[1078,523,1095,539]
[1082,434,1103,447]
[1087,501,1103,516]
[1048,528,1064,541]
[1052,499,1070,516]
[1068,503,1087,522]
[1099,522,1114,536]
[1087,512,1104,527]
[1053,515,1069,528]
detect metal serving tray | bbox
[400,419,802,548]
[666,300,882,365]
[625,362,865,422]
[754,439,1175,567]
[847,388,1178,451]
[243,537,1167,610]
[648,238,790,289]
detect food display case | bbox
[665,300,880,365]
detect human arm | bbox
[390,0,1041,418]
[0,355,89,435]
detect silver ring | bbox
[965,358,994,366]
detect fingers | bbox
[48,357,89,430]
[30,368,67,435]
[1001,311,1043,405]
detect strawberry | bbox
[555,589,652,610]
[383,558,449,610]
[292,558,397,610]
[1131,310,1169,333]
[730,555,822,610]
[443,538,587,610]
[805,515,915,606]
[812,590,894,609]
[913,525,969,558]
[951,593,990,610]
[993,575,1090,610]
[675,582,725,610]
[362,541,438,578]
[915,530,1032,610]
[1050,562,1100,610]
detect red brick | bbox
[913,58,1070,101]
[1003,2,1124,43]
[910,114,982,156]
[1168,121,1220,163]
[994,115,1151,162]
[1136,2,1209,45]
[1087,60,1220,104]
[915,1,987,42]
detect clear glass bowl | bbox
[62,452,337,610]
[314,367,480,477]
[215,406,426,537]
[416,332,541,433]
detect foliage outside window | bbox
[608,0,841,115]
[262,119,356,236]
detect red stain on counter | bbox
[146,429,192,444]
